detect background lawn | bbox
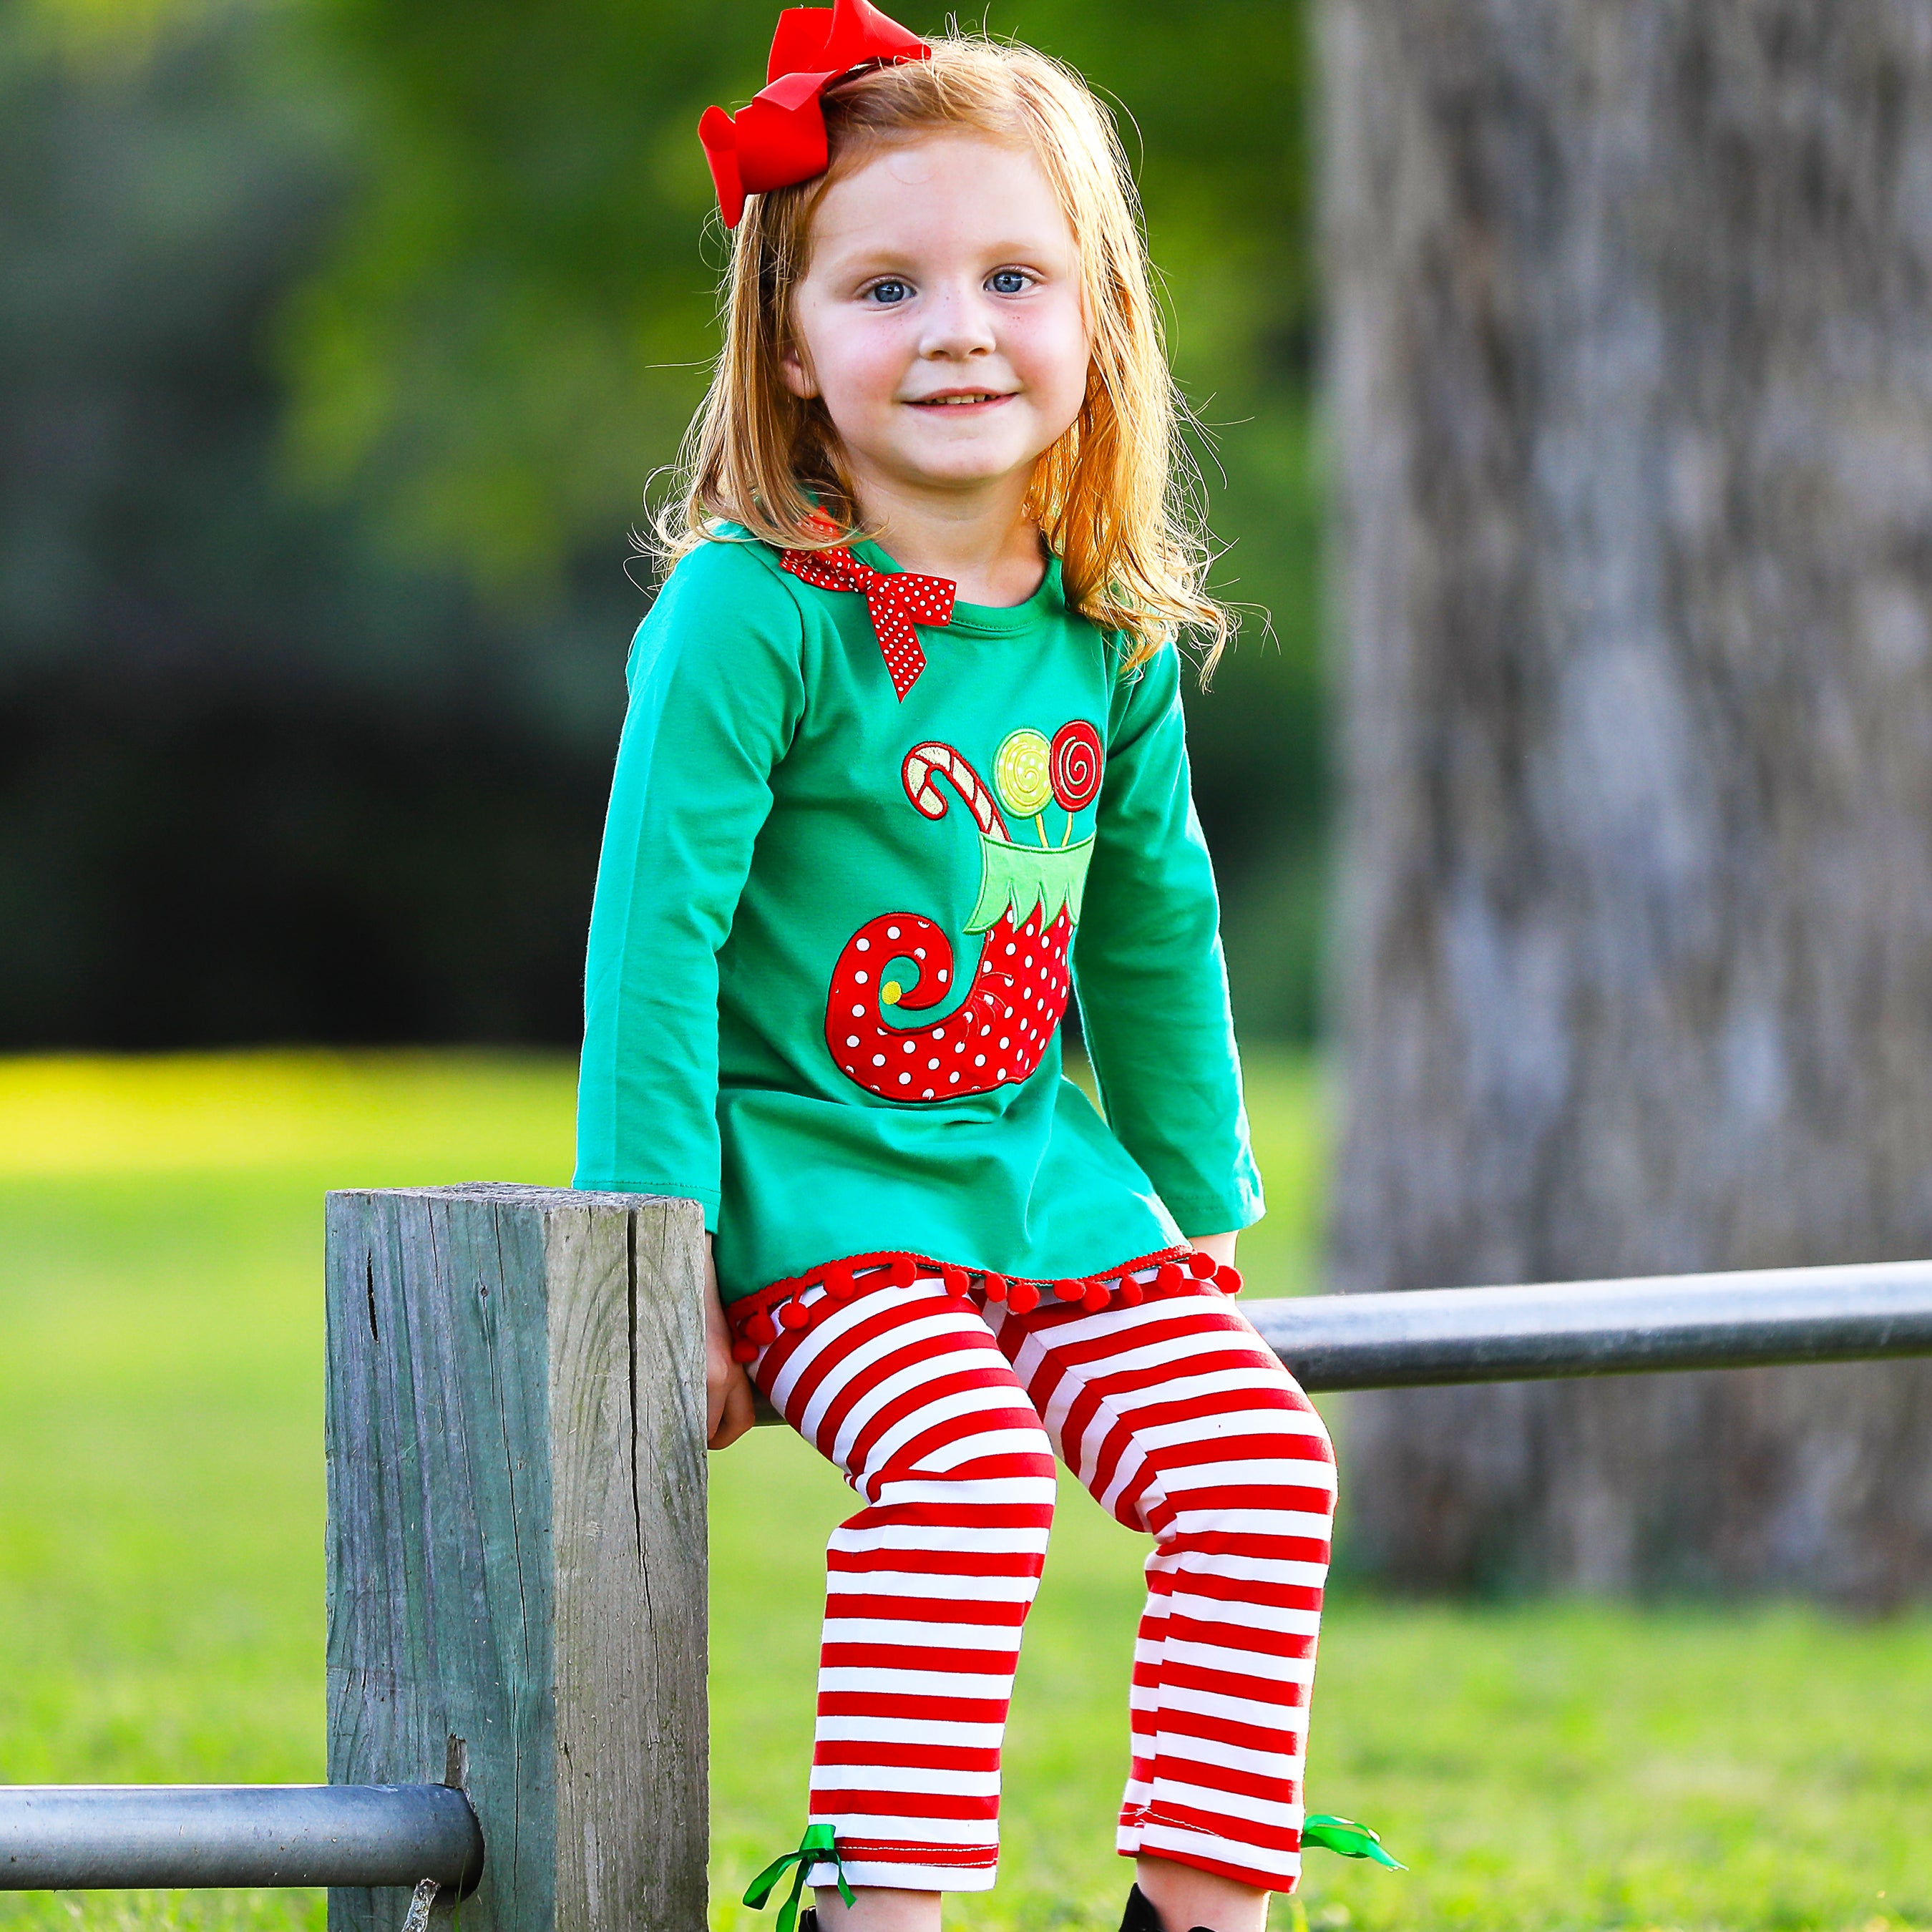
[0,1054,1928,1931]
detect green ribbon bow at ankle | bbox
[743,1823,857,1932]
[1303,1814,1405,1870]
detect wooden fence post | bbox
[323,1184,708,1932]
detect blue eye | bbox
[990,270,1029,295]
[867,280,910,305]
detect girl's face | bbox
[781,133,1091,511]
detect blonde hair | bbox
[655,34,1229,669]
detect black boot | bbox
[799,1916,819,1932]
[1121,1883,1213,1932]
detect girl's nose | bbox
[917,286,997,358]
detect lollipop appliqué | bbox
[997,721,1103,844]
[995,728,1053,821]
[1048,719,1103,812]
[825,723,1106,1101]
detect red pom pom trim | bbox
[1186,1250,1219,1280]
[1214,1264,1243,1296]
[721,1241,1202,1352]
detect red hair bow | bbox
[698,0,932,228]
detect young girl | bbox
[577,6,1385,1927]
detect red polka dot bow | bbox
[781,545,955,700]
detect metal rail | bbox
[1246,1259,1932,1390]
[0,1785,484,1893]
[748,1257,1932,1423]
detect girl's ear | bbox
[780,339,820,400]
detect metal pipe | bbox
[1246,1259,1932,1390]
[748,1257,1932,1420]
[0,1785,484,1893]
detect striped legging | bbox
[743,1270,1336,1894]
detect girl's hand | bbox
[703,1239,758,1450]
[1189,1230,1238,1269]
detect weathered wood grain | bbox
[326,1185,708,1932]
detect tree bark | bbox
[1324,0,1932,1606]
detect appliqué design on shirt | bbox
[825,722,1105,1101]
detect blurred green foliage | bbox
[0,0,633,1044]
[0,0,1326,1046]
[275,0,1316,585]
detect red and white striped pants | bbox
[743,1269,1336,1894]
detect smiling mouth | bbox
[907,391,1013,408]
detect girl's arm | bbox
[1074,643,1264,1252]
[575,543,805,1448]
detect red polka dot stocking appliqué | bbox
[823,729,1103,1103]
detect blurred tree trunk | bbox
[1323,0,1932,1607]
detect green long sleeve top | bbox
[573,532,1262,1304]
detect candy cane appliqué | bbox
[824,728,1103,1102]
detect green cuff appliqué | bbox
[965,832,1092,933]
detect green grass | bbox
[1,1053,1930,1932]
